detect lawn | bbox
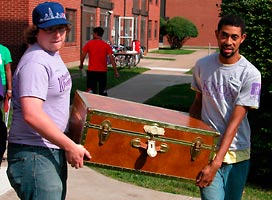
[69,66,148,102]
[69,48,272,199]
[70,68,272,199]
[4,48,270,199]
[149,48,195,55]
[86,82,272,199]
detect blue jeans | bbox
[200,160,250,200]
[7,143,67,200]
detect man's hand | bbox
[196,161,221,188]
[66,144,92,169]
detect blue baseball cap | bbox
[32,2,70,28]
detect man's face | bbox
[37,25,67,52]
[215,25,246,64]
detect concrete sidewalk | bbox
[0,49,211,200]
[108,48,211,103]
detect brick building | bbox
[161,0,221,47]
[0,0,160,69]
[0,0,220,69]
[81,0,160,54]
[0,0,82,69]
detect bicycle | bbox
[114,51,140,68]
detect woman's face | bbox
[37,25,67,52]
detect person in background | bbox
[0,43,12,166]
[6,2,91,199]
[79,26,119,96]
[189,14,261,200]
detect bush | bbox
[161,16,198,49]
[218,0,272,94]
[218,0,272,187]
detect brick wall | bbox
[0,0,29,70]
[0,0,81,69]
[165,0,221,48]
[0,0,223,68]
[148,0,160,49]
[0,0,160,68]
[59,0,81,66]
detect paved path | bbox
[108,49,211,103]
[0,49,212,200]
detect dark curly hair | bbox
[24,25,71,45]
[218,14,246,34]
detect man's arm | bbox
[196,105,248,188]
[21,96,91,168]
[79,51,87,69]
[189,91,202,119]
[109,54,119,78]
[5,63,12,99]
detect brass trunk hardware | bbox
[191,137,203,161]
[160,143,169,153]
[130,125,168,157]
[130,138,142,148]
[99,120,112,145]
[130,138,169,156]
[143,125,165,137]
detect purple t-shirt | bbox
[8,43,72,149]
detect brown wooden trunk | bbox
[68,91,219,181]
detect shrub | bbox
[161,16,198,49]
[218,0,272,186]
[218,0,272,94]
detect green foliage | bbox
[87,83,272,198]
[90,165,200,197]
[218,0,272,94]
[218,0,272,186]
[145,84,194,111]
[160,17,167,36]
[149,48,195,55]
[161,16,198,49]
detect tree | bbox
[218,0,272,95]
[160,17,167,37]
[161,16,198,49]
[218,0,272,185]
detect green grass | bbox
[149,48,195,55]
[69,48,272,199]
[145,83,194,112]
[88,165,272,199]
[142,57,176,61]
[82,82,272,199]
[82,83,197,196]
[87,164,200,197]
[69,66,148,102]
[6,47,271,199]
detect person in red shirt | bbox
[80,27,119,96]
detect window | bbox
[133,0,139,9]
[141,0,147,11]
[154,21,158,39]
[65,9,76,43]
[140,17,147,47]
[148,20,152,39]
